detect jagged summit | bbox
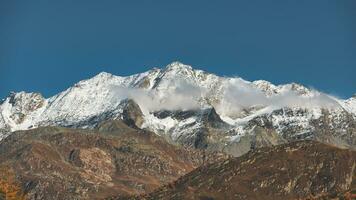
[76,71,118,87]
[164,61,193,71]
[0,62,355,155]
[252,80,278,96]
[157,62,197,85]
[92,71,114,80]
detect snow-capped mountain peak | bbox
[252,80,278,96]
[165,61,193,71]
[0,62,355,155]
[340,95,356,114]
[0,91,47,135]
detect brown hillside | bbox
[0,120,227,200]
[138,141,356,200]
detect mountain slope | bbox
[138,141,356,200]
[0,120,227,199]
[1,62,355,155]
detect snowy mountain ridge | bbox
[1,62,355,155]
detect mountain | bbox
[0,120,227,199]
[136,141,356,200]
[1,62,355,156]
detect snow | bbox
[338,96,356,115]
[1,61,355,144]
[220,106,277,126]
[142,114,178,133]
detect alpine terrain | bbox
[1,62,355,156]
[0,120,227,199]
[1,62,355,200]
[137,141,356,200]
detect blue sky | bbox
[1,0,355,99]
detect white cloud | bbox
[109,77,341,117]
[109,79,205,113]
[216,78,340,117]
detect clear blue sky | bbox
[1,0,355,99]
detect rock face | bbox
[139,141,356,200]
[0,120,227,200]
[120,99,145,128]
[0,62,355,199]
[1,62,355,156]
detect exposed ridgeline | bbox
[1,62,355,156]
[132,141,356,200]
[0,120,227,199]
